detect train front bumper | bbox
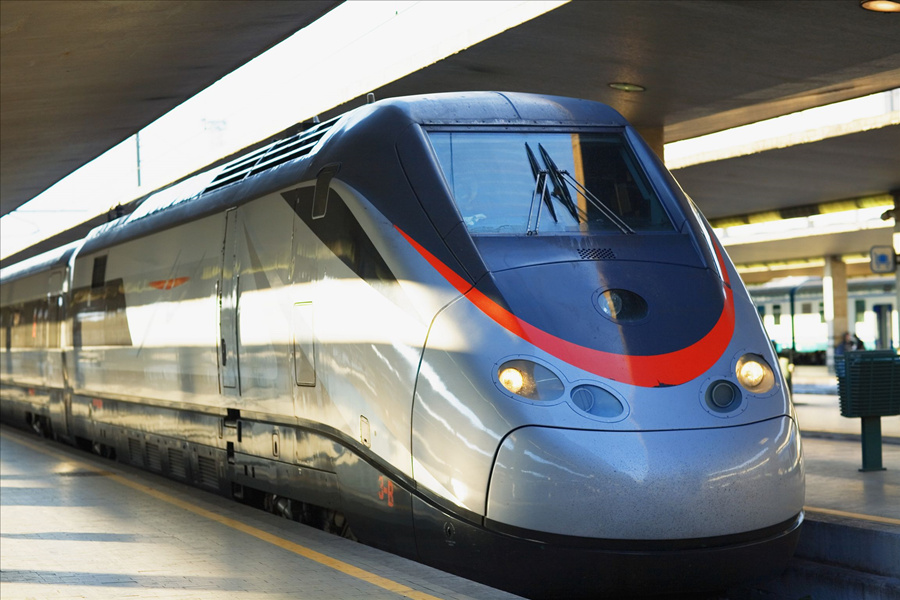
[486,416,804,540]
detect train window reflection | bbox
[1,300,60,350]
[428,131,673,235]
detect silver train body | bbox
[1,92,804,598]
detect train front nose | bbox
[486,416,804,540]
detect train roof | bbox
[0,240,81,284]
[372,91,629,126]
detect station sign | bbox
[870,245,897,274]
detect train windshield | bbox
[428,131,673,235]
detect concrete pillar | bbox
[823,255,848,373]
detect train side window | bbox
[46,295,62,348]
[756,305,765,319]
[91,255,108,289]
[32,303,42,346]
[773,304,782,325]
[855,299,865,323]
[11,305,33,348]
[10,309,22,348]
[1,307,9,350]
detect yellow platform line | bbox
[2,431,446,600]
[805,505,900,527]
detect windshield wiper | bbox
[537,144,635,235]
[538,144,578,221]
[558,170,635,235]
[525,144,557,235]
[526,167,549,235]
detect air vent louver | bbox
[202,116,339,195]
[168,448,187,479]
[128,438,143,466]
[197,455,218,488]
[145,443,162,472]
[578,248,616,260]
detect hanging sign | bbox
[870,246,897,274]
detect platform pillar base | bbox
[859,416,886,472]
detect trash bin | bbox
[835,350,900,471]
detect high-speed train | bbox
[1,92,804,598]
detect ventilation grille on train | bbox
[145,443,162,472]
[202,116,340,195]
[577,247,616,260]
[197,455,218,489]
[168,448,187,479]
[128,438,143,466]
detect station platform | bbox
[791,364,900,442]
[735,365,900,600]
[1,367,898,600]
[0,426,523,600]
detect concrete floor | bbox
[0,427,524,600]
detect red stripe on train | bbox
[397,226,734,387]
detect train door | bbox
[874,304,894,350]
[219,209,241,395]
[48,270,69,436]
[288,185,319,418]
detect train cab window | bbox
[427,130,673,235]
[91,255,108,289]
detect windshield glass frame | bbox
[425,125,675,237]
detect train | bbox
[1,92,804,599]
[749,276,897,361]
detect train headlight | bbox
[736,354,775,394]
[499,367,525,394]
[496,359,564,401]
[739,361,765,387]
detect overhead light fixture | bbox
[608,82,645,92]
[860,0,900,12]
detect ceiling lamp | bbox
[860,0,900,12]
[608,82,646,92]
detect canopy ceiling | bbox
[2,0,898,270]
